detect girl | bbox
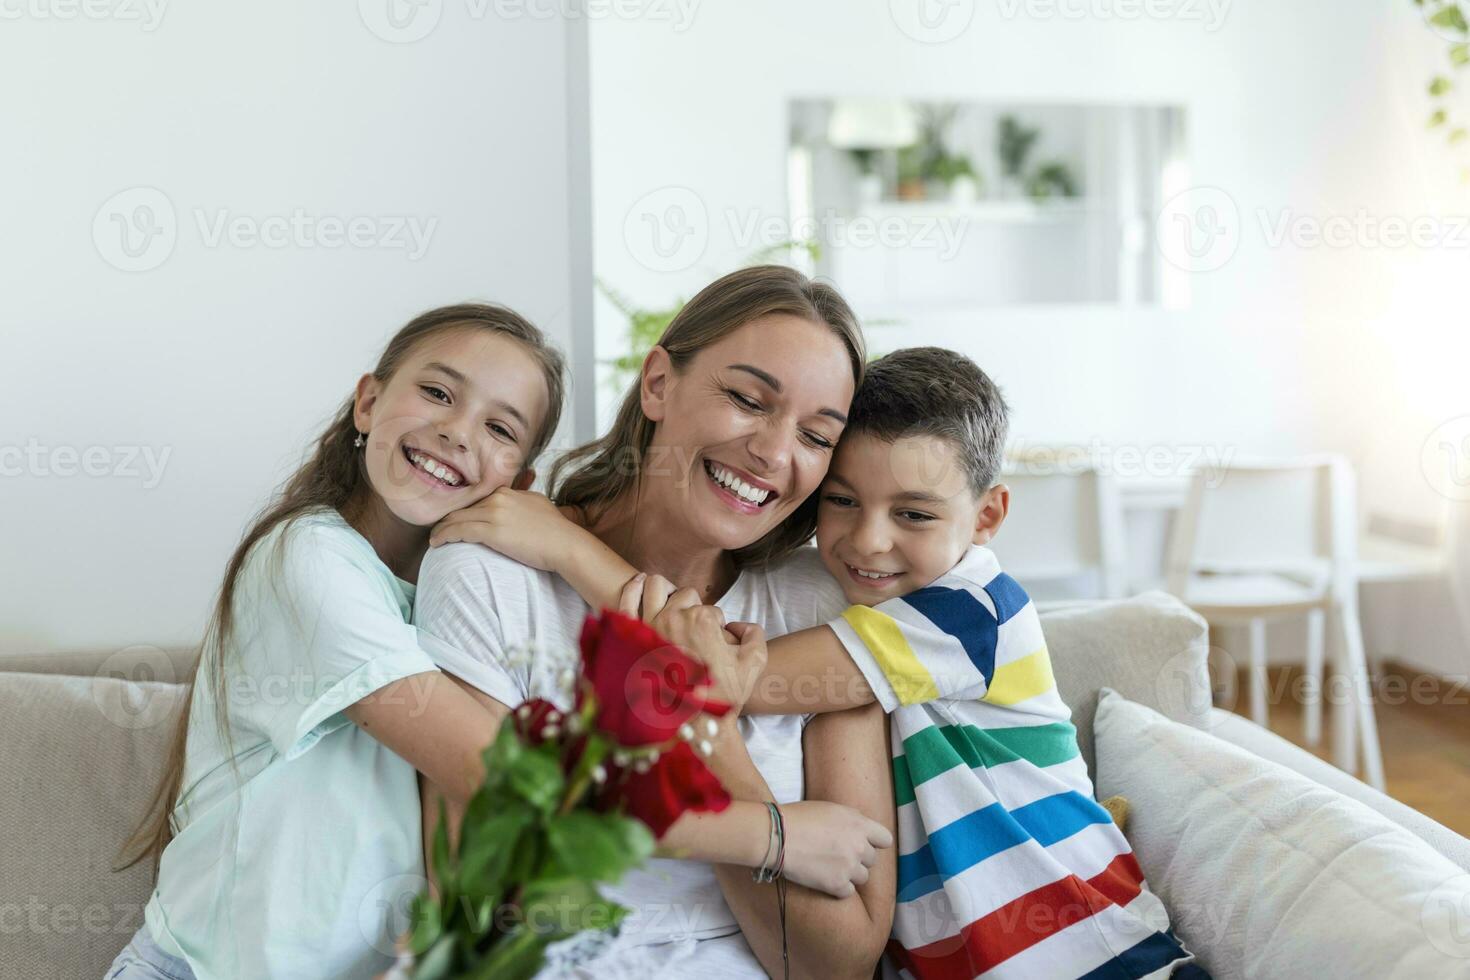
[105,303,567,979]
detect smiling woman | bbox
[551,265,866,578]
[414,266,899,979]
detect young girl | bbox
[105,303,566,980]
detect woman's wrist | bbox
[658,799,774,868]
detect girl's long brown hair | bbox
[115,303,566,873]
[549,265,865,567]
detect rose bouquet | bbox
[399,609,732,980]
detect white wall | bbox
[588,0,1464,474]
[0,2,592,654]
[590,0,1470,681]
[588,0,1470,677]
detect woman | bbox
[415,265,897,978]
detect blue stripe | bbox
[1076,931,1191,980]
[896,801,1030,902]
[1010,790,1114,847]
[903,586,998,686]
[896,792,1111,901]
[984,572,1030,625]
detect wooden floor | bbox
[1226,663,1470,836]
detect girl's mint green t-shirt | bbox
[144,509,443,979]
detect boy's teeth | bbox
[706,461,770,504]
[854,567,894,579]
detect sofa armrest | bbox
[1207,707,1470,872]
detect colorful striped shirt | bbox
[828,545,1194,979]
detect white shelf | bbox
[857,198,1093,223]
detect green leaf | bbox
[1451,127,1469,144]
[521,879,627,940]
[410,933,456,980]
[406,893,442,954]
[1430,108,1449,127]
[459,808,534,898]
[1452,43,1470,66]
[546,812,655,883]
[508,745,565,814]
[1431,5,1469,34]
[463,927,552,980]
[1431,75,1455,96]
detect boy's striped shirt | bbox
[828,545,1193,979]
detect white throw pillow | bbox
[1092,688,1470,980]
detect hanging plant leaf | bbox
[1430,75,1454,95]
[1430,5,1469,34]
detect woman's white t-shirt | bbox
[414,543,847,976]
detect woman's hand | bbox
[778,800,893,898]
[646,600,768,713]
[430,488,581,572]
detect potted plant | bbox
[998,115,1040,199]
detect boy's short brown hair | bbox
[844,347,1009,497]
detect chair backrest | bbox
[1165,454,1356,597]
[992,465,1127,600]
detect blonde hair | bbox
[116,303,566,872]
[550,265,865,566]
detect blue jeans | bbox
[105,925,196,980]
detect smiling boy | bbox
[747,347,1195,979]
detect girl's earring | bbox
[353,432,366,449]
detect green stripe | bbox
[892,721,1080,807]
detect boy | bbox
[747,348,1194,979]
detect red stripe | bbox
[1084,851,1145,909]
[901,874,1117,979]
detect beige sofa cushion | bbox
[1040,591,1213,777]
[0,671,186,979]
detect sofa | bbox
[3,592,1468,979]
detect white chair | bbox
[994,462,1128,601]
[1358,502,1470,665]
[1165,456,1386,790]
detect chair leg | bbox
[1303,609,1325,747]
[1249,617,1269,726]
[1330,605,1359,777]
[1336,600,1386,791]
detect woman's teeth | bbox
[404,447,464,487]
[704,461,771,505]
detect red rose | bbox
[601,741,732,837]
[578,611,730,747]
[510,698,564,745]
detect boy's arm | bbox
[743,624,878,715]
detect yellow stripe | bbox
[840,606,939,705]
[984,646,1055,706]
